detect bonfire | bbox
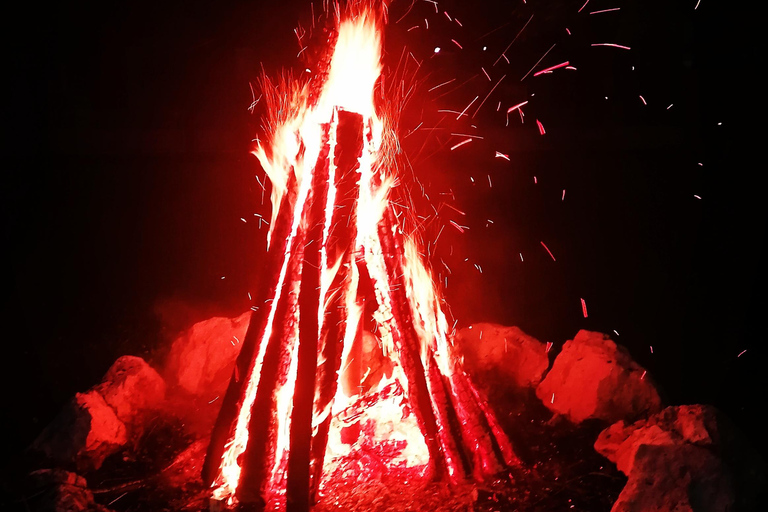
[203,5,517,510]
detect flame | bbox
[320,13,382,118]
[212,7,468,507]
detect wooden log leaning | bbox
[203,172,299,487]
[285,122,332,512]
[373,207,448,480]
[307,109,364,502]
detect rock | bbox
[595,404,721,475]
[612,443,734,512]
[95,355,166,432]
[535,330,661,424]
[25,469,112,512]
[31,391,128,471]
[454,323,549,389]
[595,405,766,511]
[163,311,250,399]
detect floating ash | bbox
[202,6,517,511]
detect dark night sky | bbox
[3,0,764,468]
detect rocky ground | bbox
[3,317,764,512]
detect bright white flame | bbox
[320,14,382,117]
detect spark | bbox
[443,203,466,216]
[695,0,701,9]
[495,151,510,160]
[494,14,534,66]
[694,194,702,199]
[522,43,557,81]
[591,43,631,50]
[487,175,493,187]
[451,39,463,49]
[108,493,129,507]
[613,329,620,336]
[429,78,456,92]
[590,7,621,14]
[562,189,566,200]
[444,11,452,21]
[450,133,484,139]
[449,220,466,233]
[667,103,674,109]
[434,225,446,246]
[578,0,590,12]
[540,241,556,261]
[394,0,415,23]
[450,138,473,150]
[254,174,266,191]
[457,96,479,119]
[481,67,491,81]
[581,298,588,318]
[473,74,506,117]
[507,101,528,114]
[247,83,261,113]
[533,61,570,77]
[545,341,553,352]
[639,95,647,105]
[737,349,747,357]
[536,119,546,135]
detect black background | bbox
[4,0,764,471]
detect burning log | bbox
[371,208,450,479]
[285,136,330,511]
[202,174,299,488]
[306,109,365,500]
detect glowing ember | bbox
[203,6,518,511]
